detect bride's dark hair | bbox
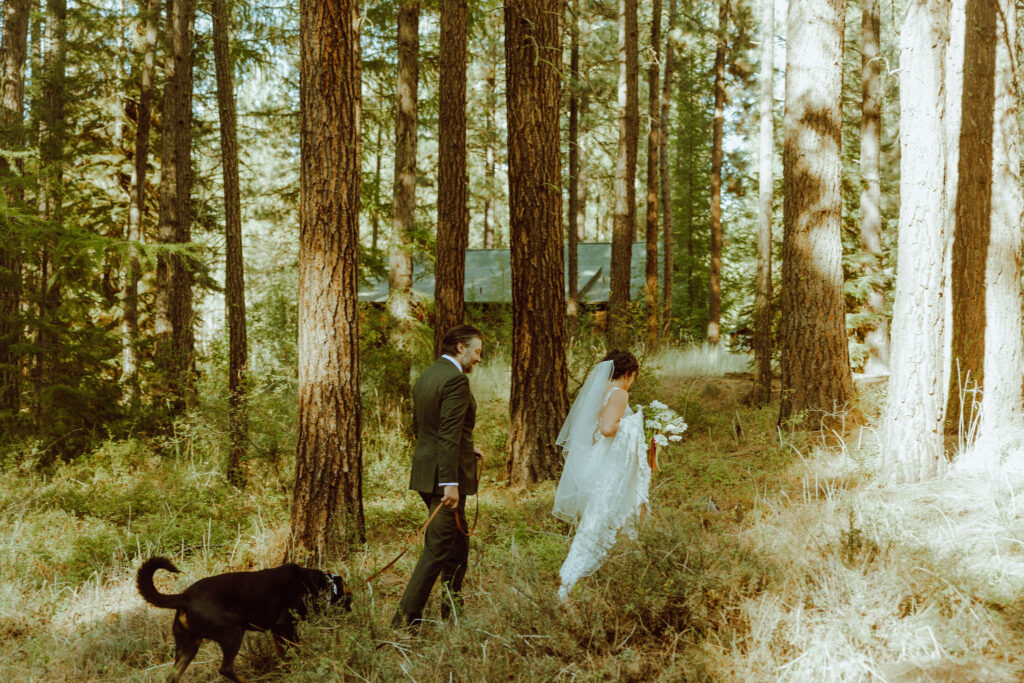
[602,349,639,379]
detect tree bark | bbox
[644,0,662,348]
[34,0,66,424]
[660,0,677,337]
[972,0,1024,461]
[0,0,30,418]
[859,0,888,376]
[708,0,728,345]
[946,0,995,432]
[122,0,159,406]
[778,0,852,427]
[880,0,951,483]
[213,0,248,485]
[504,0,569,486]
[433,0,468,357]
[608,0,639,350]
[387,0,418,396]
[156,0,196,410]
[290,0,365,562]
[567,0,580,334]
[752,0,773,405]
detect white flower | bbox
[668,435,682,442]
[650,400,668,410]
[654,434,668,447]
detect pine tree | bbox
[290,0,365,561]
[434,0,469,356]
[504,0,570,486]
[778,0,852,427]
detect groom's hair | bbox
[441,324,483,356]
[602,349,639,379]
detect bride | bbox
[554,350,650,602]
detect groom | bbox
[393,323,483,629]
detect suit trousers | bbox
[398,493,469,619]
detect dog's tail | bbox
[136,556,187,610]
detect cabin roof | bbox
[358,242,661,304]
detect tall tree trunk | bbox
[778,0,852,427]
[946,0,995,432]
[752,0,773,405]
[434,0,468,357]
[0,0,30,419]
[34,0,66,424]
[880,0,951,483]
[576,95,588,245]
[290,0,365,562]
[567,0,580,334]
[859,0,887,376]
[972,0,1023,462]
[660,0,677,337]
[504,0,569,486]
[387,0,417,395]
[483,63,496,249]
[213,0,248,485]
[607,0,638,349]
[708,0,728,345]
[483,10,498,250]
[644,0,662,348]
[156,0,196,411]
[371,114,382,251]
[122,0,159,406]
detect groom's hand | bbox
[441,485,459,509]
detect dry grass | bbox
[1,345,1022,681]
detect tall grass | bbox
[1,344,1022,680]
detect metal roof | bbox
[358,242,661,303]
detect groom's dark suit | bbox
[397,356,477,623]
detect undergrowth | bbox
[1,347,1022,681]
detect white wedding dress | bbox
[555,387,651,601]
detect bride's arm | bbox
[598,389,629,437]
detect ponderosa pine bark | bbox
[752,0,773,405]
[859,0,888,376]
[122,0,159,405]
[387,0,417,395]
[290,0,365,561]
[644,0,662,348]
[433,0,468,357]
[946,0,995,432]
[213,0,248,485]
[0,0,30,418]
[504,0,570,486]
[969,0,1023,460]
[880,0,950,482]
[660,0,677,336]
[155,0,196,409]
[778,0,852,427]
[607,0,638,350]
[708,0,727,345]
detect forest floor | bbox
[2,346,1024,681]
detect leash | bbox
[363,453,483,584]
[362,502,445,584]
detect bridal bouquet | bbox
[641,400,687,471]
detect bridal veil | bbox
[552,359,614,523]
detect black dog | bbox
[137,556,350,682]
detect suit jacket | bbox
[409,358,478,496]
